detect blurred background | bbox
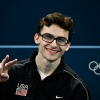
[0,0,100,100]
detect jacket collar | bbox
[30,51,66,74]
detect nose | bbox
[50,39,57,47]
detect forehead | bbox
[41,24,69,38]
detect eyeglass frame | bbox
[38,33,69,46]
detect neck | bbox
[36,55,61,76]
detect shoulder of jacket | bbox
[63,64,90,100]
[9,58,30,70]
[63,64,86,85]
[16,58,30,64]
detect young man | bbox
[0,12,90,100]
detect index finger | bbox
[4,59,18,70]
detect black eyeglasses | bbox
[39,33,69,46]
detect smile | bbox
[46,48,60,54]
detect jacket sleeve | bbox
[0,65,17,100]
[71,81,91,100]
[0,81,10,100]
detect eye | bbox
[57,37,67,43]
[43,33,54,40]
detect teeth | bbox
[50,50,57,53]
[47,48,58,53]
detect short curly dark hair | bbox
[37,12,74,41]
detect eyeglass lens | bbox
[40,33,68,46]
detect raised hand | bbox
[0,55,17,82]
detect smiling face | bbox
[34,24,70,62]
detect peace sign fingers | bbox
[0,55,18,82]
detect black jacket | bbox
[0,51,90,100]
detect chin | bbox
[45,55,60,62]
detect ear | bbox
[65,42,71,51]
[34,33,40,44]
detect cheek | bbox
[61,46,67,52]
[61,49,66,55]
[60,47,67,55]
[38,42,46,52]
